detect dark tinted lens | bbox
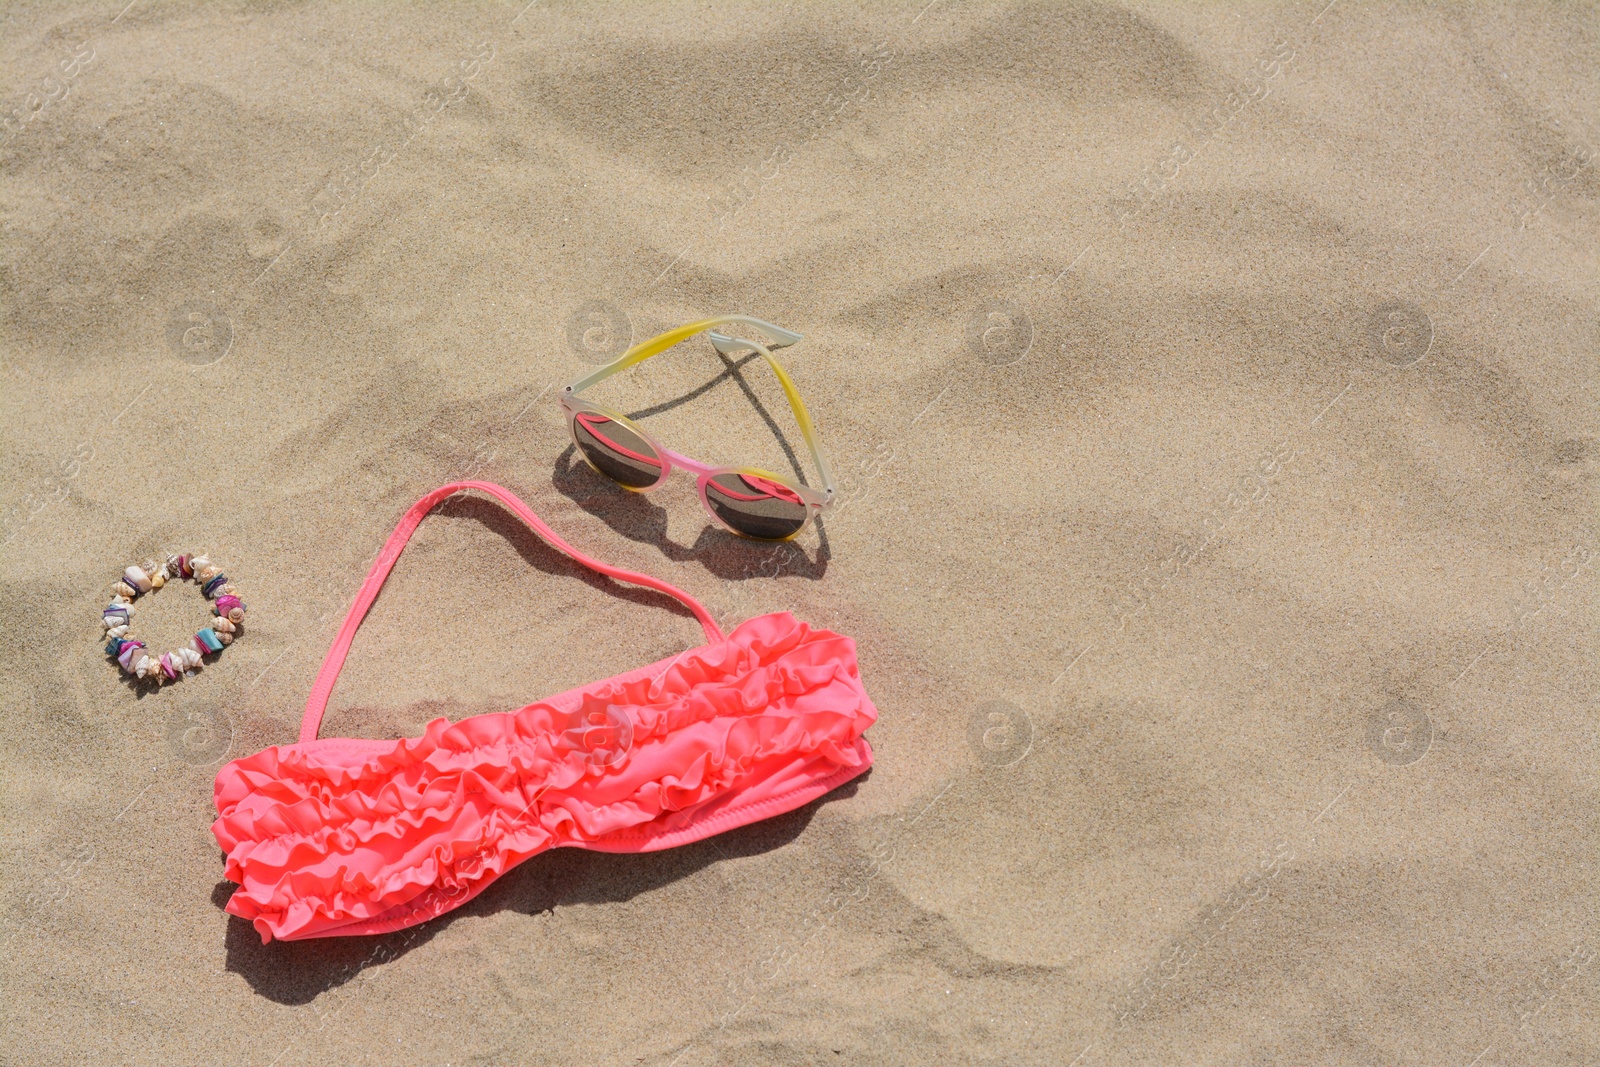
[572,412,663,489]
[704,472,809,540]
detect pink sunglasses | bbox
[558,315,835,541]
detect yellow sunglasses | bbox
[558,316,835,541]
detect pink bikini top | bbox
[213,481,876,943]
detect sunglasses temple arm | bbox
[566,315,804,396]
[721,338,836,497]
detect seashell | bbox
[183,647,202,668]
[117,641,145,671]
[124,565,152,593]
[107,624,129,639]
[217,631,233,645]
[142,559,159,576]
[114,581,136,599]
[211,616,235,634]
[166,555,183,577]
[202,574,228,598]
[150,573,165,589]
[227,607,245,624]
[197,565,219,582]
[223,583,236,595]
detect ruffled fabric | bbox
[213,612,875,942]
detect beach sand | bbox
[2,1,1596,1063]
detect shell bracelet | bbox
[101,554,247,683]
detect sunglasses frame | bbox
[558,315,836,542]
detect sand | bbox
[2,0,1596,1063]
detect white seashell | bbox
[114,581,136,598]
[124,566,152,593]
[211,616,235,634]
[107,624,129,638]
[189,556,211,573]
[141,559,160,576]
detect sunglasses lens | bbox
[704,472,809,540]
[571,412,663,489]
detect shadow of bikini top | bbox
[212,481,876,943]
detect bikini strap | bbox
[299,480,725,743]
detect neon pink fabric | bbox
[212,481,875,943]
